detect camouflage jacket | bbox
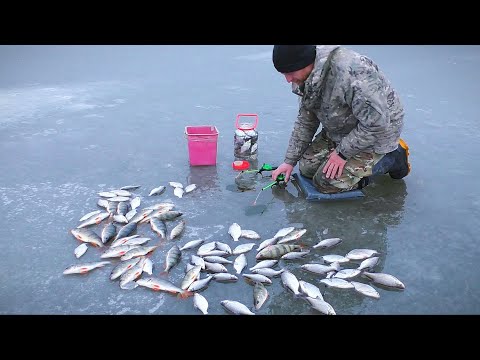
[284,45,404,166]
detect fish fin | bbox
[177,290,194,299]
[120,282,138,290]
[298,242,308,250]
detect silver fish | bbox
[190,254,206,269]
[169,181,183,188]
[169,219,186,240]
[256,237,278,252]
[101,223,117,244]
[228,223,242,242]
[188,275,213,292]
[120,245,158,261]
[113,214,128,224]
[320,278,354,289]
[362,272,405,289]
[149,186,166,196]
[345,248,380,261]
[240,139,251,153]
[111,189,131,197]
[199,250,229,257]
[221,300,255,315]
[300,263,339,275]
[249,260,278,271]
[203,256,233,264]
[322,254,350,264]
[280,270,300,295]
[120,185,141,191]
[350,281,381,299]
[240,229,261,240]
[277,228,307,244]
[179,239,204,251]
[136,277,192,298]
[101,245,140,259]
[153,210,183,222]
[197,241,217,254]
[63,261,110,275]
[129,209,153,224]
[74,243,88,258]
[204,261,228,273]
[243,273,272,284]
[125,209,137,221]
[233,254,247,274]
[312,237,343,250]
[193,293,209,314]
[143,257,154,275]
[184,184,197,193]
[143,206,177,223]
[212,273,238,282]
[98,191,116,198]
[273,226,295,239]
[232,243,256,255]
[130,197,141,210]
[71,228,103,247]
[252,267,284,277]
[256,244,303,260]
[108,196,131,202]
[116,201,129,216]
[164,245,181,272]
[281,250,310,260]
[120,257,146,289]
[110,234,140,248]
[79,210,101,222]
[181,265,203,290]
[253,281,269,310]
[305,297,336,315]
[120,237,151,247]
[298,280,323,300]
[150,218,167,239]
[77,212,110,228]
[97,198,109,208]
[215,241,232,254]
[185,263,197,274]
[110,257,141,280]
[333,268,361,279]
[173,187,184,198]
[107,201,117,215]
[357,256,380,271]
[144,202,175,211]
[114,221,137,241]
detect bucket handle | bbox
[236,113,258,131]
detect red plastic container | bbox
[232,160,250,170]
[185,125,219,166]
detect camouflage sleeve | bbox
[336,75,390,159]
[284,100,320,166]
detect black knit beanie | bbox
[272,45,316,73]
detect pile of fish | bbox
[64,183,405,315]
[234,128,258,161]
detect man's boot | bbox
[388,138,411,179]
[365,138,411,187]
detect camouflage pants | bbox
[298,131,385,193]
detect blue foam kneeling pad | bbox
[292,173,365,201]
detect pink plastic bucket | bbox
[185,125,219,166]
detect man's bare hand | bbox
[322,151,347,179]
[272,163,294,183]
